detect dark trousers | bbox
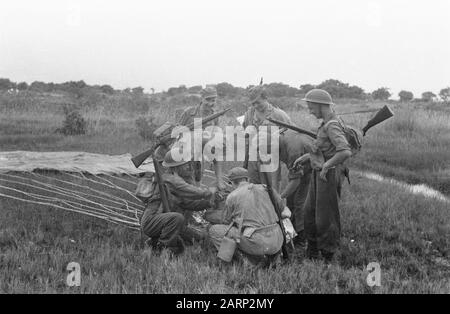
[141,210,185,248]
[304,168,341,253]
[287,171,311,233]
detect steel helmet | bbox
[162,149,190,168]
[302,89,334,106]
[227,167,249,181]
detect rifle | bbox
[261,169,289,261]
[267,105,394,139]
[152,157,171,214]
[131,107,231,168]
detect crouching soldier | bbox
[207,167,285,266]
[138,149,217,255]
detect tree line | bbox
[1,77,448,103]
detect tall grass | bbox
[0,172,449,293]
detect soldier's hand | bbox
[217,179,230,191]
[319,166,329,182]
[293,153,310,169]
[209,186,218,195]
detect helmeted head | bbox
[162,149,190,168]
[248,85,269,112]
[227,167,248,188]
[201,86,217,109]
[302,89,334,119]
[162,149,193,179]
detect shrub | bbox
[58,107,87,135]
[135,116,157,141]
[372,87,391,101]
[398,90,414,102]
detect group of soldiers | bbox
[135,85,352,265]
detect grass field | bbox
[0,92,449,293]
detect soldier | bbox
[178,86,220,185]
[293,89,352,262]
[243,85,292,191]
[272,129,314,244]
[179,86,219,127]
[139,149,218,254]
[207,167,286,266]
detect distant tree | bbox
[372,87,391,101]
[315,79,366,99]
[17,82,29,90]
[188,85,202,94]
[100,84,114,95]
[421,91,436,102]
[132,86,144,95]
[216,82,242,97]
[265,82,298,97]
[123,88,131,93]
[398,90,414,102]
[0,78,15,90]
[167,85,187,96]
[30,81,50,92]
[150,88,155,94]
[439,87,450,102]
[298,84,315,94]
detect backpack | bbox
[324,118,363,155]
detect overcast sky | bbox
[1,0,449,97]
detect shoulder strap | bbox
[323,119,340,129]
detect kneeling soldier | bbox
[208,167,285,265]
[140,149,217,255]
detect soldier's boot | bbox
[306,241,319,260]
[293,230,306,248]
[320,250,334,264]
[145,237,162,253]
[167,237,185,257]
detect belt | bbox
[242,223,279,238]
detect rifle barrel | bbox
[267,118,317,139]
[337,108,381,116]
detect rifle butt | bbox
[131,148,154,168]
[362,105,394,135]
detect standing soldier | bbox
[178,86,220,185]
[278,130,314,244]
[293,89,352,262]
[242,85,292,191]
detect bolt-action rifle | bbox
[131,108,231,168]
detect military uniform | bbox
[243,103,292,191]
[140,171,214,247]
[303,114,351,256]
[278,129,314,234]
[178,103,220,183]
[178,104,219,128]
[208,182,284,258]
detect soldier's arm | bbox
[280,178,301,199]
[269,187,286,213]
[164,174,213,200]
[178,108,191,126]
[222,197,235,225]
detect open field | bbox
[1,91,450,293]
[1,172,449,293]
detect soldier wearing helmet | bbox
[140,148,219,255]
[293,89,352,262]
[242,85,292,191]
